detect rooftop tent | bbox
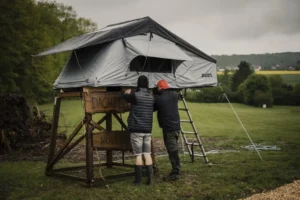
[35,17,217,89]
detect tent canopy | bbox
[36,17,217,89]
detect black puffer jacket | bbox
[154,90,180,133]
[124,88,154,133]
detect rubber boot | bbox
[146,165,153,185]
[133,165,143,185]
[164,151,180,181]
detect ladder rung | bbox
[180,120,192,123]
[183,152,204,157]
[178,108,188,111]
[186,143,201,146]
[181,131,195,134]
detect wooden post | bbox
[47,96,61,169]
[106,113,113,168]
[46,118,85,170]
[85,113,94,185]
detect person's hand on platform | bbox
[124,89,131,94]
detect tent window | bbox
[129,56,172,73]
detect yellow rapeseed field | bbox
[217,71,300,75]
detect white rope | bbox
[95,148,105,180]
[219,83,263,161]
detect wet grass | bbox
[1,103,300,200]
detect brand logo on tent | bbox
[202,73,213,77]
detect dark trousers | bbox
[163,130,181,175]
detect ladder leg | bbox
[179,91,209,163]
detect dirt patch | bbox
[0,138,169,163]
[241,180,300,200]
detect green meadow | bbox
[1,101,300,200]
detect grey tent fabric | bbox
[35,17,215,63]
[124,33,192,61]
[38,17,218,89]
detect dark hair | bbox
[137,75,149,89]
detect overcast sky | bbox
[50,0,300,55]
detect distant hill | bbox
[211,52,300,69]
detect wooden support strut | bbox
[46,118,86,171]
[90,120,105,131]
[106,113,113,168]
[47,96,61,166]
[113,113,128,130]
[85,113,94,185]
[46,88,155,184]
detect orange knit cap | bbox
[157,80,169,89]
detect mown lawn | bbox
[1,102,300,200]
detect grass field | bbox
[1,102,300,200]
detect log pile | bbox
[0,94,51,152]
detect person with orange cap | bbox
[154,80,181,181]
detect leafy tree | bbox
[253,90,273,107]
[0,0,97,103]
[217,68,231,86]
[231,61,253,92]
[293,83,300,105]
[268,75,283,88]
[238,74,272,106]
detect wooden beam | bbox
[97,115,107,125]
[47,171,87,182]
[52,163,107,173]
[106,113,113,168]
[46,118,85,170]
[47,96,61,166]
[111,162,134,168]
[90,120,105,131]
[58,92,82,98]
[112,113,128,130]
[57,133,86,163]
[94,172,134,181]
[85,113,94,185]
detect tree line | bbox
[212,53,300,70]
[0,0,97,103]
[187,61,300,106]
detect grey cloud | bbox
[211,0,300,39]
[44,0,300,54]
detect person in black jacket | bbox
[124,75,154,185]
[154,79,181,181]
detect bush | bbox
[238,74,272,106]
[292,83,300,105]
[186,86,228,103]
[268,75,283,88]
[272,87,294,105]
[253,90,273,107]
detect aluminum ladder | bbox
[178,91,209,163]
